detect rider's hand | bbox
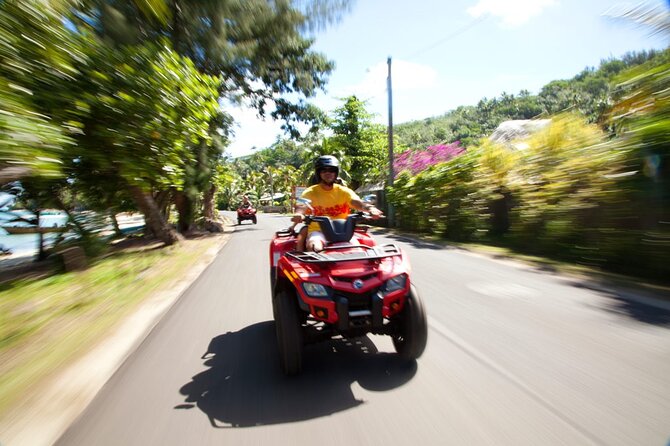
[291,214,304,224]
[366,206,384,219]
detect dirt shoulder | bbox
[0,222,235,446]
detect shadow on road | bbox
[233,225,260,232]
[378,232,447,251]
[176,321,417,427]
[570,280,670,326]
[603,297,670,325]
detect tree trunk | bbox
[154,189,172,220]
[171,0,183,51]
[109,210,122,237]
[173,190,193,233]
[54,195,86,235]
[129,185,182,245]
[203,184,217,220]
[489,187,512,236]
[202,184,224,232]
[35,209,47,261]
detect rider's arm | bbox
[350,198,383,217]
[291,201,310,224]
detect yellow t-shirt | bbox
[302,184,360,233]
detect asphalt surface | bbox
[55,212,670,446]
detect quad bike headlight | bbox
[302,282,330,297]
[381,274,407,295]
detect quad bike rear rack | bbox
[286,243,401,263]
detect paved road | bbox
[57,213,670,446]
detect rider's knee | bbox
[307,239,324,252]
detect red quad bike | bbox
[237,205,257,225]
[269,212,428,375]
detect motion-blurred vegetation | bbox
[388,49,670,280]
[0,0,345,250]
[0,235,220,416]
[0,0,668,281]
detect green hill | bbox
[394,49,667,149]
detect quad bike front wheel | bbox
[252,216,257,224]
[392,285,428,360]
[274,289,303,375]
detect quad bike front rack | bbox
[286,243,401,264]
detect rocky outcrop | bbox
[489,119,551,149]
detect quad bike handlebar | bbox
[284,212,371,242]
[305,213,367,244]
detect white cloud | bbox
[225,105,285,158]
[222,61,438,156]
[467,0,558,28]
[336,60,438,100]
[225,101,319,158]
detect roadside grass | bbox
[0,233,224,417]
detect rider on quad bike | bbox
[237,195,257,225]
[290,155,382,251]
[270,156,428,375]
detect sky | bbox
[225,0,669,158]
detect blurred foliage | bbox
[394,143,465,177]
[388,148,482,239]
[78,0,336,136]
[603,51,670,277]
[385,48,670,280]
[0,0,346,246]
[73,41,221,191]
[0,0,83,182]
[389,106,669,279]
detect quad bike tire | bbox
[275,289,303,375]
[237,218,241,225]
[392,285,428,360]
[252,216,257,224]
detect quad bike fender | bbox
[273,273,310,313]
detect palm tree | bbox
[605,2,670,37]
[298,137,352,185]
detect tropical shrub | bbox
[394,143,464,177]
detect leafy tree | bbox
[330,95,387,190]
[78,0,338,134]
[291,133,368,187]
[73,0,345,226]
[217,172,244,210]
[72,42,221,244]
[0,0,84,183]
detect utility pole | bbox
[386,56,395,227]
[266,167,274,206]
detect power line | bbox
[344,17,489,106]
[402,16,488,61]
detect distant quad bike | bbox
[237,205,257,225]
[269,210,428,375]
